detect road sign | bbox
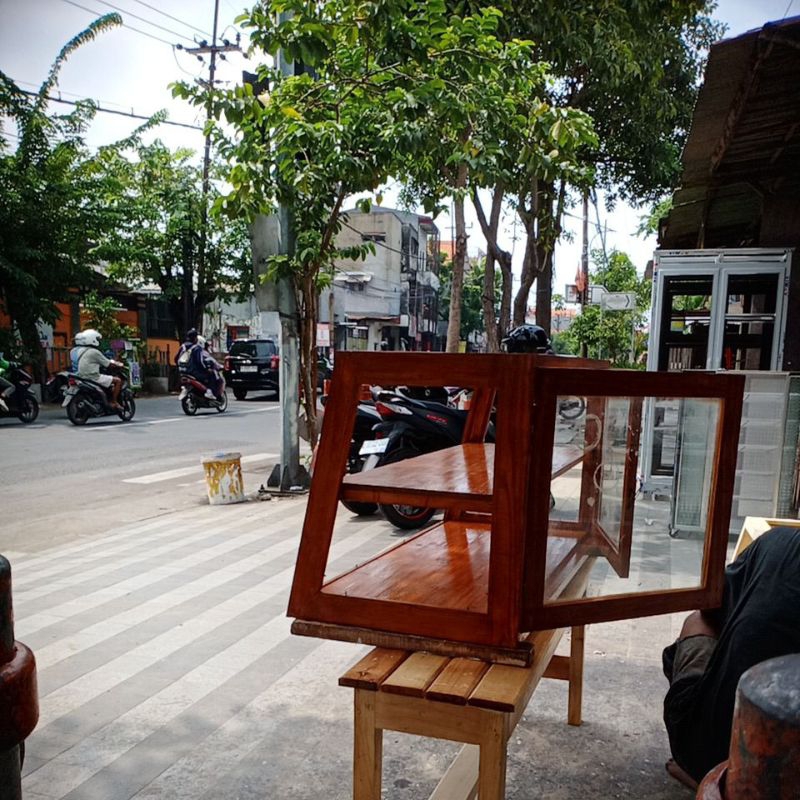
[600,292,637,311]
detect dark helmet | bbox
[501,324,553,354]
[185,328,198,343]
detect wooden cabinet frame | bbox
[288,353,744,665]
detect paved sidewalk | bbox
[12,495,694,799]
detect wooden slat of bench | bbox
[425,659,490,705]
[381,652,449,697]
[339,648,408,690]
[468,629,561,713]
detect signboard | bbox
[565,284,580,303]
[600,292,638,311]
[317,323,331,348]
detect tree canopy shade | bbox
[0,14,123,371]
[92,141,252,339]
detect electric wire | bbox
[127,0,211,37]
[69,0,197,44]
[18,89,203,130]
[59,0,175,47]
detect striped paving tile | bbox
[17,497,404,800]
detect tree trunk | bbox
[472,184,507,353]
[296,271,320,448]
[445,166,469,353]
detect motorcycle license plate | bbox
[179,387,188,399]
[62,387,77,407]
[359,438,388,456]
[240,365,257,372]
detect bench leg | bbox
[567,625,585,726]
[354,689,382,800]
[478,716,508,800]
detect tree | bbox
[0,14,123,374]
[81,290,138,343]
[92,141,252,339]
[453,0,723,334]
[566,249,651,366]
[174,0,570,439]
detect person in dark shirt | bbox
[662,526,800,787]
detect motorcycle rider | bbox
[201,338,225,399]
[72,328,123,410]
[0,352,15,412]
[175,329,218,400]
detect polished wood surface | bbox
[340,442,586,507]
[322,521,491,612]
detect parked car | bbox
[224,339,280,400]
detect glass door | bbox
[718,271,782,371]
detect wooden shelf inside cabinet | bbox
[340,442,587,511]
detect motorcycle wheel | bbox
[181,393,198,416]
[18,395,39,424]
[119,394,136,422]
[558,396,586,420]
[340,453,379,516]
[215,392,228,413]
[377,447,436,530]
[233,389,247,401]
[67,396,90,426]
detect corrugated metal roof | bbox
[660,16,800,249]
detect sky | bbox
[1,0,797,305]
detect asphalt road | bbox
[1,390,288,553]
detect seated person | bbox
[201,339,224,399]
[663,526,800,787]
[73,328,123,409]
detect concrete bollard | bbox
[696,653,800,800]
[201,452,245,505]
[0,556,39,800]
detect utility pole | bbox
[580,192,589,358]
[250,12,308,491]
[182,0,241,329]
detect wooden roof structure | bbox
[659,17,800,250]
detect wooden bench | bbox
[339,624,586,800]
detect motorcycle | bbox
[366,388,495,529]
[63,363,136,425]
[179,373,228,415]
[339,398,383,516]
[0,364,39,424]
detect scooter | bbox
[63,363,135,425]
[366,388,495,529]
[179,373,228,415]
[0,364,39,424]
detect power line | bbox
[79,0,197,44]
[18,89,203,130]
[128,0,211,37]
[59,0,175,47]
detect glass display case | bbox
[288,353,744,664]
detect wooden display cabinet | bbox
[288,353,744,665]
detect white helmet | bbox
[196,335,206,347]
[81,328,102,347]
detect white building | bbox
[322,207,442,352]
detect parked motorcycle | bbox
[63,363,135,425]
[367,388,495,529]
[0,364,39,424]
[179,374,228,415]
[339,399,383,516]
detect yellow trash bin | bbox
[201,452,245,505]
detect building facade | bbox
[322,207,442,352]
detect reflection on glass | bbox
[545,395,722,606]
